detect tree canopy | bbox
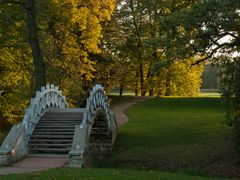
[0,0,116,125]
[1,0,239,137]
[160,0,240,63]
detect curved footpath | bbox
[111,96,153,126]
[0,96,152,175]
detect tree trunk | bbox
[149,89,154,96]
[165,76,170,96]
[25,0,46,91]
[139,63,145,96]
[119,84,124,96]
[135,67,139,96]
[146,65,153,96]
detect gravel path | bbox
[0,96,152,175]
[111,96,153,126]
[0,157,68,175]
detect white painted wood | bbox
[81,84,115,131]
[21,84,68,137]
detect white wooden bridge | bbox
[0,84,118,167]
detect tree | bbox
[160,0,240,63]
[1,0,46,91]
[41,0,115,105]
[96,0,204,96]
[219,56,240,149]
[159,0,240,147]
[0,1,32,127]
[0,0,116,124]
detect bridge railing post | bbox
[0,84,68,166]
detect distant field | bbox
[199,89,220,97]
[110,89,221,97]
[95,97,239,178]
[198,92,220,97]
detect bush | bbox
[219,57,240,150]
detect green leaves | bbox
[0,0,116,124]
[160,0,240,61]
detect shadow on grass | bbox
[94,97,240,179]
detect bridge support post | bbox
[0,124,28,165]
[68,125,88,167]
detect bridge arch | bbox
[22,84,68,137]
[0,84,117,167]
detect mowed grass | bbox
[0,168,232,180]
[96,97,239,178]
[1,97,239,179]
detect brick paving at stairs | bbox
[0,157,67,175]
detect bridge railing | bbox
[0,84,68,165]
[68,84,117,167]
[81,84,112,130]
[22,84,68,137]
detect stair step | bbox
[35,126,75,130]
[39,120,80,123]
[43,115,83,118]
[37,123,78,126]
[29,143,72,147]
[41,118,82,121]
[29,139,73,143]
[33,129,75,132]
[45,111,84,114]
[33,131,74,135]
[30,148,70,153]
[36,125,76,128]
[28,154,68,158]
[31,135,73,139]
[91,128,108,130]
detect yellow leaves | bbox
[167,57,204,96]
[71,7,89,30]
[36,0,116,106]
[53,0,115,57]
[152,57,204,96]
[0,0,116,124]
[0,47,31,124]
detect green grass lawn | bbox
[0,168,233,180]
[95,97,239,178]
[1,97,239,179]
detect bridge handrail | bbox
[22,84,68,137]
[81,84,112,130]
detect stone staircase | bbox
[0,84,117,166]
[29,109,83,154]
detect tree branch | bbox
[226,32,239,40]
[192,42,233,65]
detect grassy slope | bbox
[96,97,239,178]
[0,168,232,180]
[1,97,239,179]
